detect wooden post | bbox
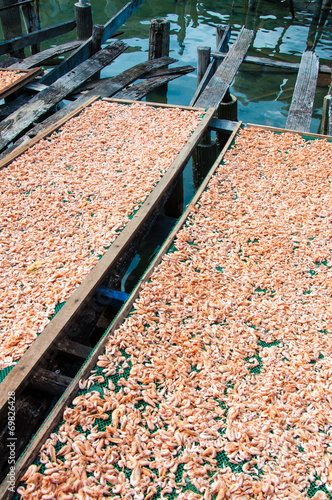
[90,24,104,81]
[148,18,170,60]
[192,44,217,191]
[0,0,24,58]
[320,93,331,135]
[197,46,210,85]
[91,24,104,54]
[75,0,93,40]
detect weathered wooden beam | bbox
[0,20,76,56]
[0,0,32,12]
[194,27,253,109]
[56,339,92,362]
[142,64,194,79]
[0,55,20,67]
[190,25,231,107]
[30,368,72,397]
[8,41,82,69]
[0,56,176,160]
[211,50,332,75]
[286,51,319,132]
[0,42,127,153]
[40,0,145,86]
[115,73,188,100]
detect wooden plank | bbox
[56,339,92,362]
[0,104,215,426]
[142,65,194,79]
[190,25,231,107]
[208,116,237,133]
[211,51,332,75]
[8,41,82,69]
[30,368,72,397]
[0,56,177,161]
[0,20,76,57]
[115,71,194,100]
[0,56,21,67]
[40,0,145,86]
[0,66,42,100]
[0,42,127,153]
[0,0,32,12]
[194,27,254,109]
[1,111,233,500]
[285,51,319,133]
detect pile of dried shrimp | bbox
[0,101,202,369]
[17,127,332,500]
[0,69,24,90]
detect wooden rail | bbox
[0,20,76,56]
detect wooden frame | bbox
[0,116,240,499]
[0,98,215,414]
[246,122,332,140]
[0,67,42,100]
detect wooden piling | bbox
[197,46,211,85]
[0,0,24,57]
[148,18,170,60]
[20,0,40,53]
[75,0,93,40]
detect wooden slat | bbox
[0,56,175,163]
[2,114,236,500]
[194,27,253,109]
[0,42,127,153]
[0,104,215,423]
[115,72,192,100]
[246,122,332,139]
[211,51,332,75]
[30,368,72,397]
[285,51,319,133]
[190,25,231,107]
[56,339,92,362]
[0,0,32,12]
[40,0,145,86]
[0,20,76,56]
[8,41,83,69]
[0,66,42,100]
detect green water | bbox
[37,0,332,132]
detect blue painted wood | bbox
[40,0,145,86]
[95,286,130,306]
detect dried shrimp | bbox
[17,127,332,499]
[0,100,202,369]
[0,69,24,91]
